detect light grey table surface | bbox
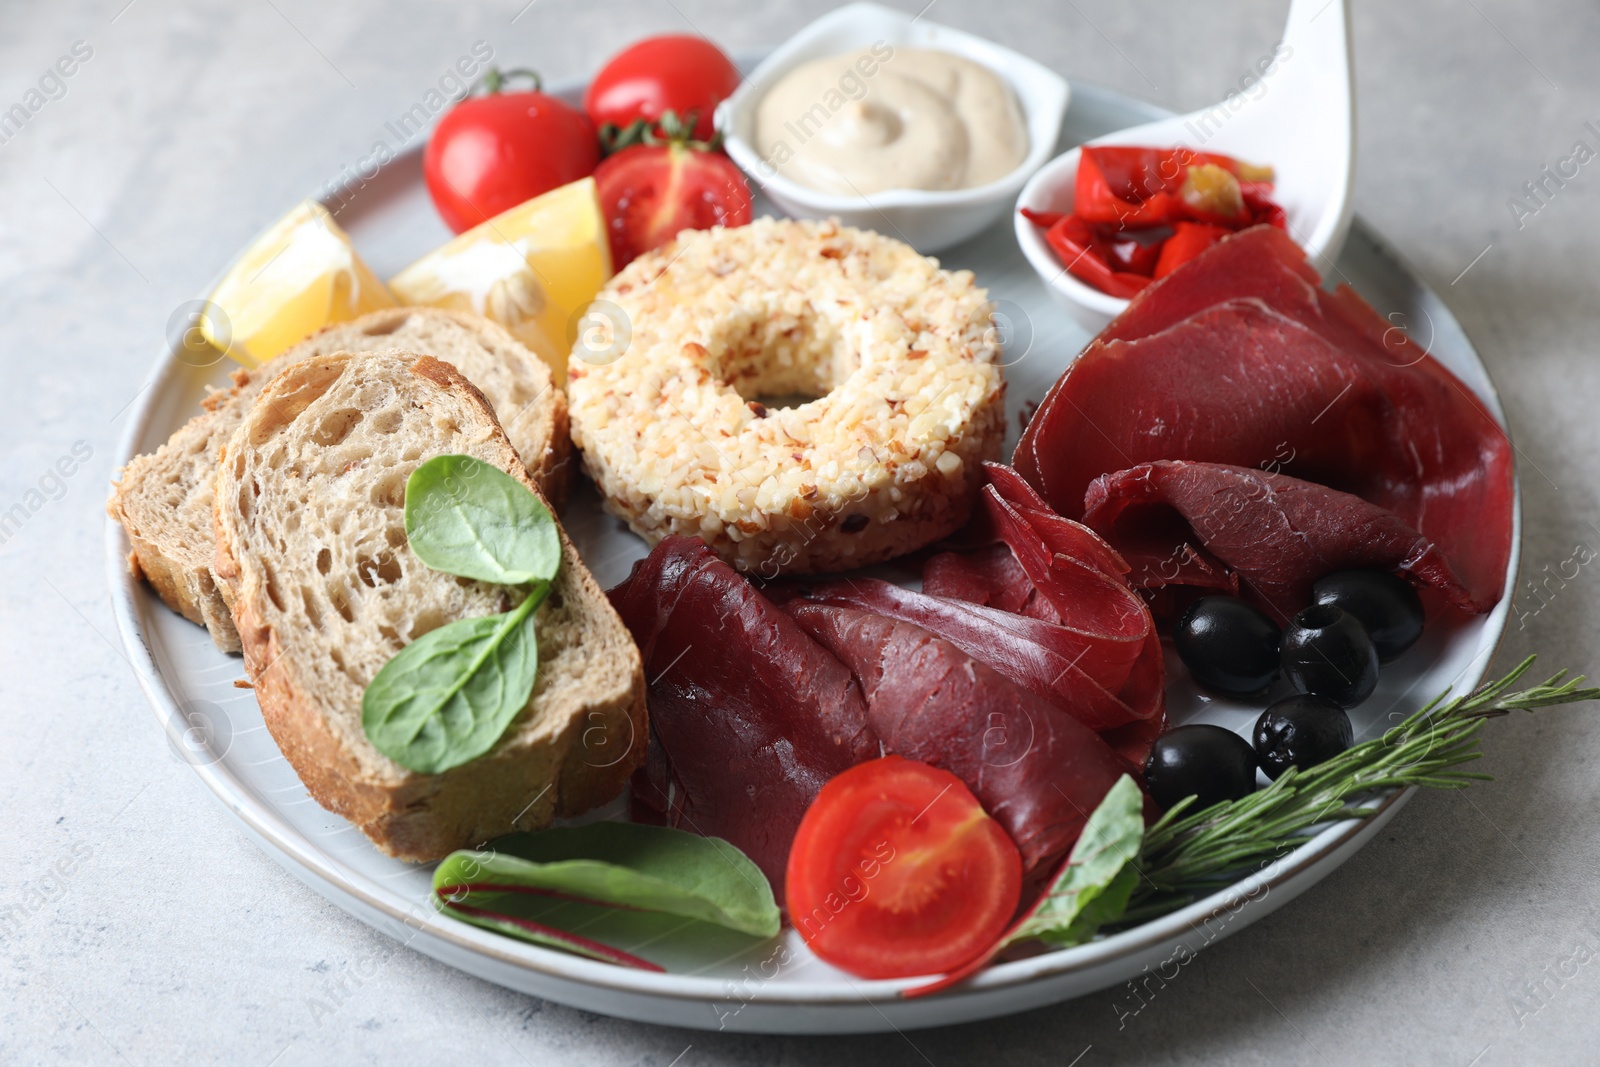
[4,0,1600,1063]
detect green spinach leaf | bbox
[364,453,564,772]
[434,823,781,943]
[363,584,546,774]
[1012,773,1145,945]
[404,454,560,586]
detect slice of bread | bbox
[108,308,570,653]
[212,349,644,861]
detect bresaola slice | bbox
[981,464,1135,582]
[983,470,1166,733]
[1092,223,1328,346]
[786,603,1131,877]
[1014,225,1513,613]
[777,577,1150,732]
[1019,298,1392,519]
[920,465,1168,765]
[1081,461,1475,621]
[924,544,1062,622]
[608,536,876,897]
[612,531,1164,896]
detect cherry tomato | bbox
[785,757,1023,980]
[424,70,600,234]
[584,35,741,144]
[593,141,753,269]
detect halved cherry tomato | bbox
[593,140,752,269]
[785,757,1023,980]
[424,70,600,234]
[584,34,741,145]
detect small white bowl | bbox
[1014,147,1129,334]
[717,1,1069,254]
[1017,0,1355,334]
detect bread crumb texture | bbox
[214,350,642,861]
[107,307,569,654]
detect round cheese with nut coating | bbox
[566,218,1006,575]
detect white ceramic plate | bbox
[107,75,1519,1034]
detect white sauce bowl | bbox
[717,2,1069,254]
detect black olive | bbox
[1312,570,1425,662]
[1253,694,1354,780]
[1143,724,1258,811]
[1173,596,1282,697]
[1280,603,1380,708]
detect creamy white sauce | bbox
[755,46,1028,196]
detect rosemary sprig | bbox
[905,657,1598,996]
[1120,656,1600,922]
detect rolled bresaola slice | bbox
[921,464,1169,766]
[923,542,1061,620]
[786,602,1133,877]
[608,536,876,899]
[1014,225,1512,613]
[1081,460,1475,622]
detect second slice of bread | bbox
[213,349,643,861]
[109,308,569,653]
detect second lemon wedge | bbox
[388,177,612,383]
[205,200,397,368]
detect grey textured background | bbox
[4,0,1600,1063]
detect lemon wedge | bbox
[388,177,612,383]
[204,200,397,368]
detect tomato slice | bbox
[785,757,1023,979]
[593,142,753,269]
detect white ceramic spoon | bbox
[1017,0,1354,333]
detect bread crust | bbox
[107,407,243,651]
[215,351,644,861]
[236,309,573,508]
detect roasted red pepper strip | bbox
[1243,185,1288,229]
[1076,152,1187,226]
[1154,222,1233,278]
[1077,146,1274,227]
[1086,146,1192,198]
[1105,231,1163,276]
[1086,146,1267,198]
[1043,215,1152,299]
[1026,145,1284,298]
[1019,206,1067,228]
[1024,208,1161,276]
